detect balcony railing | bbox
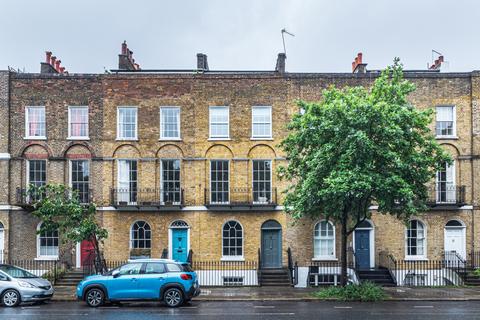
[110,188,184,210]
[427,184,466,207]
[204,187,277,210]
[16,188,93,207]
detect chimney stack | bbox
[429,55,445,71]
[196,53,209,71]
[118,41,141,70]
[352,52,367,73]
[275,53,286,74]
[40,51,68,74]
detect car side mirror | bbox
[112,270,120,278]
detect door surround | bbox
[260,220,282,268]
[168,220,190,260]
[352,220,375,269]
[444,219,466,260]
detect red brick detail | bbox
[24,153,48,159]
[66,153,92,159]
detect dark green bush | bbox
[313,281,387,301]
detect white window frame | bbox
[436,161,456,204]
[36,222,59,260]
[405,219,427,260]
[25,106,46,140]
[160,159,181,204]
[117,159,138,205]
[251,106,272,139]
[130,220,152,250]
[221,220,244,261]
[117,106,138,140]
[313,220,336,260]
[435,105,456,139]
[252,159,273,204]
[67,106,89,140]
[69,159,90,204]
[160,106,181,140]
[26,159,47,188]
[209,106,230,139]
[209,160,230,204]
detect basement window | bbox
[223,276,244,286]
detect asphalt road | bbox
[1,300,480,319]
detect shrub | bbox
[313,281,387,301]
[42,267,67,283]
[473,268,480,277]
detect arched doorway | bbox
[444,219,466,261]
[169,220,190,262]
[353,220,374,269]
[261,220,282,268]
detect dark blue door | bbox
[172,229,188,262]
[261,229,281,268]
[355,230,370,269]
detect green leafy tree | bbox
[30,184,108,272]
[279,60,452,285]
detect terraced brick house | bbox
[1,44,480,287]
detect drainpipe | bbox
[470,74,475,256]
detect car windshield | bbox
[0,265,38,279]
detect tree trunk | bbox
[92,235,107,274]
[340,213,348,286]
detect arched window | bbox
[37,223,59,259]
[130,221,151,249]
[314,221,335,259]
[222,221,243,258]
[406,220,426,258]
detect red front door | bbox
[80,240,95,266]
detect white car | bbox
[0,264,54,307]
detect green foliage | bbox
[29,184,108,245]
[279,59,451,228]
[42,267,67,283]
[313,282,387,301]
[473,268,480,277]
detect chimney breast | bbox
[276,53,286,74]
[196,53,209,71]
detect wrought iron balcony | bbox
[204,187,277,211]
[110,188,184,211]
[427,184,466,207]
[16,187,93,208]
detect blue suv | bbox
[76,259,200,308]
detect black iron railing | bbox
[204,187,277,207]
[427,184,466,206]
[378,251,398,285]
[16,187,93,206]
[468,251,480,268]
[307,261,345,286]
[191,260,259,287]
[286,247,298,286]
[110,188,184,207]
[7,259,67,285]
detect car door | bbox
[136,262,167,299]
[106,262,143,300]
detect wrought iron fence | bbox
[307,261,344,286]
[287,247,298,286]
[379,251,467,286]
[6,259,67,285]
[427,184,466,206]
[191,260,259,287]
[16,187,93,206]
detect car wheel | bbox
[2,289,21,307]
[85,288,105,307]
[163,288,184,308]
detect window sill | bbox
[221,256,245,262]
[405,256,428,261]
[24,137,47,140]
[115,138,139,141]
[312,257,338,262]
[159,138,182,141]
[250,137,274,141]
[35,256,59,261]
[67,137,90,141]
[208,138,231,141]
[435,136,458,140]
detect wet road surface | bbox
[1,300,480,319]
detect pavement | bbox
[53,285,480,302]
[3,300,480,319]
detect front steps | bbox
[357,268,396,287]
[260,268,291,286]
[55,269,84,287]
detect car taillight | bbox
[180,273,192,280]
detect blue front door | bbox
[172,228,188,262]
[355,230,370,269]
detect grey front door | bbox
[355,230,370,269]
[261,229,281,268]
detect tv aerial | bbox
[281,28,295,55]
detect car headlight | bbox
[18,280,36,288]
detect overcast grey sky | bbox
[1,0,478,73]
